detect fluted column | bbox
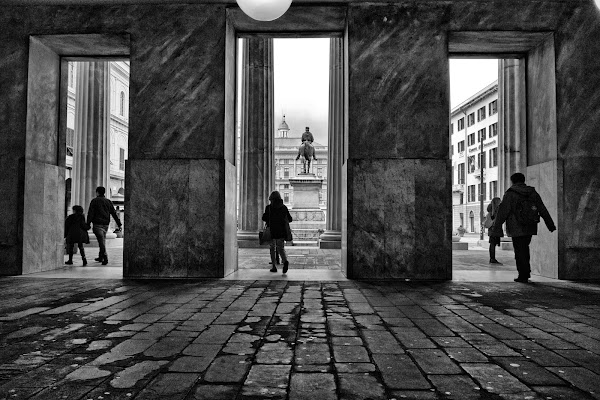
[320,38,343,249]
[498,59,527,194]
[237,38,275,247]
[71,62,110,211]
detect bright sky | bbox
[274,38,330,145]
[270,43,498,144]
[449,59,498,108]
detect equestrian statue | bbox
[296,127,317,174]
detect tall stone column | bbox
[320,38,343,249]
[237,38,275,247]
[71,62,110,211]
[498,59,527,194]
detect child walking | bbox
[64,205,90,266]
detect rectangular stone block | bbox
[346,159,451,279]
[125,158,234,278]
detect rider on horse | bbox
[301,127,316,159]
[297,127,317,174]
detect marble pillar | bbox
[237,38,275,247]
[71,62,110,211]
[498,59,527,194]
[320,37,343,249]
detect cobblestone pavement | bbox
[2,278,600,400]
[238,248,342,270]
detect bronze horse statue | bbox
[296,142,317,174]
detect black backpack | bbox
[511,189,540,225]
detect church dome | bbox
[278,115,290,131]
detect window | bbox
[489,148,498,167]
[119,148,125,171]
[119,91,125,116]
[459,193,464,205]
[66,128,74,157]
[468,185,476,202]
[450,145,453,156]
[489,100,497,115]
[489,123,498,138]
[458,163,465,184]
[490,180,498,199]
[284,167,289,178]
[469,210,474,232]
[460,212,464,226]
[450,123,454,134]
[457,118,465,131]
[477,106,486,121]
[468,156,475,173]
[478,152,486,170]
[317,167,323,178]
[284,184,289,189]
[467,133,475,146]
[68,63,74,88]
[284,192,289,203]
[458,141,465,152]
[467,113,475,127]
[478,128,486,142]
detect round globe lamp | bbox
[236,0,293,21]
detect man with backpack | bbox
[490,173,556,283]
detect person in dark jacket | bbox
[64,205,89,266]
[262,191,293,274]
[490,173,556,283]
[87,186,122,265]
[486,197,503,264]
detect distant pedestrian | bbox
[87,186,122,265]
[486,197,503,264]
[490,173,556,283]
[64,205,89,266]
[262,191,292,274]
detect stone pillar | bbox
[321,38,343,249]
[498,58,527,194]
[71,62,110,211]
[237,38,275,247]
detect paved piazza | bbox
[1,277,600,400]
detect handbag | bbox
[483,212,494,229]
[259,225,272,245]
[284,217,293,242]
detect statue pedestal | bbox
[289,174,325,246]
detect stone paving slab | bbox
[1,278,600,399]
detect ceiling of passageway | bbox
[0,0,585,5]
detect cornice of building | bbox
[451,80,498,118]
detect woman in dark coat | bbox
[487,197,503,264]
[262,191,293,274]
[64,205,90,266]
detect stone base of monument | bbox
[289,173,326,247]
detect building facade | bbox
[65,61,129,208]
[274,117,328,209]
[450,81,499,234]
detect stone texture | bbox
[345,159,451,279]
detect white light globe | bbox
[236,0,293,21]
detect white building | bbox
[450,81,500,234]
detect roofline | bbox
[451,80,498,117]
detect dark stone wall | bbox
[1,1,599,279]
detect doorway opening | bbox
[449,57,518,281]
[234,37,344,277]
[61,60,129,273]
